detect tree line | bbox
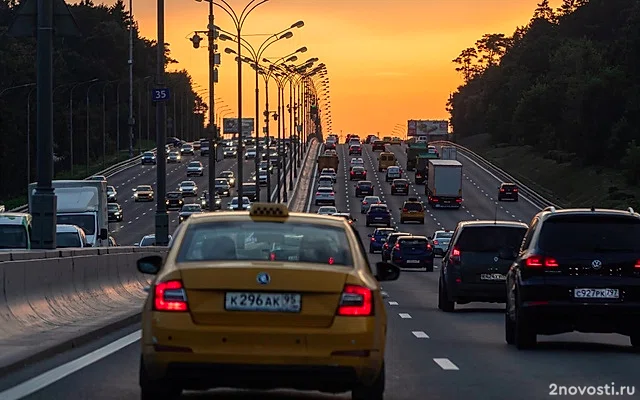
[448,0,640,186]
[0,0,206,204]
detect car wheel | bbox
[514,304,536,349]
[438,277,455,312]
[505,311,515,345]
[139,360,181,400]
[351,362,384,400]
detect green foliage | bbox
[0,0,205,203]
[449,0,640,205]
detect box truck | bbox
[440,146,457,160]
[425,160,462,208]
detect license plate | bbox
[574,288,619,299]
[406,260,420,264]
[375,217,382,220]
[480,273,506,281]
[225,292,301,312]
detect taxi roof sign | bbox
[249,202,289,218]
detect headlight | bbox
[134,193,138,197]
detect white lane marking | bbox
[433,358,459,370]
[399,313,412,319]
[0,330,141,400]
[412,331,429,338]
[388,301,399,306]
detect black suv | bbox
[439,220,528,312]
[498,182,519,201]
[355,181,374,197]
[505,206,640,349]
[241,183,258,201]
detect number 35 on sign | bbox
[152,88,171,102]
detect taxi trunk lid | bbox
[180,263,349,328]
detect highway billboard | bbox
[407,120,449,136]
[223,118,254,135]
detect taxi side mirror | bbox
[137,255,163,275]
[375,262,400,282]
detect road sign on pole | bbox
[151,87,171,102]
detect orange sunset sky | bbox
[108,0,560,135]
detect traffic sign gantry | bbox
[151,87,171,102]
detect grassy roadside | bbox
[455,134,640,210]
[1,141,155,211]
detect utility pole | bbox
[128,0,135,158]
[207,0,217,212]
[8,0,80,249]
[154,0,169,245]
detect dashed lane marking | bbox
[412,331,429,339]
[399,313,412,319]
[433,358,460,370]
[388,301,399,306]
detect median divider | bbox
[0,246,167,376]
[287,138,320,212]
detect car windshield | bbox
[56,232,82,248]
[140,236,155,246]
[353,167,364,172]
[57,214,96,235]
[435,231,453,238]
[167,192,181,199]
[137,185,152,191]
[181,182,195,187]
[176,221,354,265]
[394,180,408,184]
[399,238,427,247]
[230,197,251,205]
[456,226,527,252]
[358,182,372,187]
[221,172,233,177]
[143,152,153,157]
[0,225,28,249]
[182,205,201,212]
[243,184,257,192]
[364,196,380,203]
[538,216,640,252]
[318,188,333,193]
[318,207,337,214]
[188,162,201,167]
[375,228,395,236]
[370,206,388,213]
[107,186,115,192]
[387,233,409,245]
[107,204,119,210]
[215,179,228,185]
[404,203,423,211]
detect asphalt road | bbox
[107,150,289,245]
[1,143,637,399]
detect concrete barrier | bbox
[0,246,167,375]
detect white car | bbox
[320,168,337,182]
[415,136,428,144]
[223,147,236,158]
[56,224,89,248]
[135,234,173,247]
[385,166,402,182]
[317,175,333,189]
[350,157,364,168]
[178,180,198,197]
[314,187,335,206]
[186,161,204,177]
[317,206,337,215]
[227,196,251,210]
[245,147,257,159]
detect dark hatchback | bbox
[349,166,367,180]
[141,151,156,165]
[439,220,528,312]
[366,204,391,227]
[107,203,123,222]
[391,235,435,271]
[242,183,258,201]
[505,207,640,349]
[368,227,396,253]
[355,181,374,197]
[382,232,410,261]
[391,179,409,195]
[165,192,184,210]
[372,140,385,151]
[498,182,519,201]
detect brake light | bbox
[500,188,505,192]
[371,237,376,241]
[451,247,461,258]
[427,243,432,250]
[433,240,439,245]
[328,257,335,265]
[513,188,518,192]
[362,201,368,205]
[315,192,320,196]
[383,243,388,249]
[269,252,276,261]
[350,171,354,175]
[337,285,373,316]
[402,208,407,212]
[525,255,559,268]
[635,260,640,269]
[394,243,400,250]
[154,280,188,312]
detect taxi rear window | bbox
[176,221,354,266]
[399,239,427,246]
[404,203,423,211]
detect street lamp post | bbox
[86,80,101,175]
[68,79,97,176]
[155,0,169,246]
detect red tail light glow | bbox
[433,240,439,245]
[362,201,368,205]
[383,243,388,249]
[328,257,335,265]
[337,285,373,316]
[451,247,461,258]
[525,256,559,268]
[154,280,188,312]
[394,243,400,250]
[427,243,432,250]
[635,260,640,269]
[269,252,276,261]
[402,208,408,212]
[500,188,505,192]
[371,237,376,241]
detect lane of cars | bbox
[6,135,640,400]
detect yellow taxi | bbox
[399,197,425,224]
[136,203,400,400]
[377,152,397,172]
[390,137,402,145]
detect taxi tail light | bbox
[154,280,188,312]
[337,285,373,316]
[525,255,559,268]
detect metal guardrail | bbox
[9,149,157,213]
[430,140,561,210]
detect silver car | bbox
[167,151,181,163]
[360,195,382,214]
[214,178,231,197]
[187,161,204,177]
[314,187,335,206]
[320,168,337,182]
[318,176,333,189]
[178,180,198,197]
[429,230,453,256]
[317,206,337,215]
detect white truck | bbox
[425,160,463,209]
[28,180,109,247]
[440,146,457,160]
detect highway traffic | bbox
[2,140,637,400]
[106,147,290,246]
